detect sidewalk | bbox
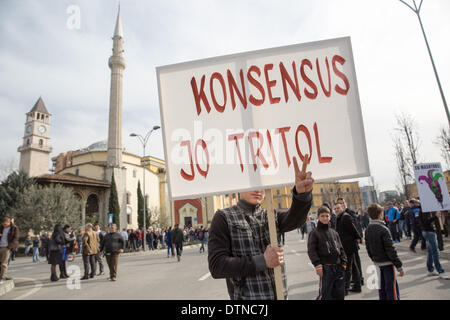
[394,235,450,261]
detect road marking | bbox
[12,277,43,300]
[291,250,302,257]
[198,272,211,281]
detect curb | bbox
[0,280,14,296]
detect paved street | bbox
[2,231,450,300]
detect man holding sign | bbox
[208,155,313,300]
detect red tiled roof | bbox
[36,173,110,188]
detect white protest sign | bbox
[157,37,370,200]
[414,162,450,212]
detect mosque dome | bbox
[86,140,108,152]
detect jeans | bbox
[398,220,405,239]
[378,265,400,300]
[318,265,345,300]
[77,242,82,254]
[410,222,426,250]
[200,239,207,253]
[422,231,444,274]
[167,243,174,256]
[32,247,40,262]
[24,245,31,255]
[82,254,96,277]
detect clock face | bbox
[26,125,32,134]
[38,125,46,134]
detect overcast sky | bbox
[1,0,449,193]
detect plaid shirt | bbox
[223,202,288,300]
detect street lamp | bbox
[130,125,160,251]
[399,0,450,126]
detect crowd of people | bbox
[304,197,449,300]
[2,221,210,282]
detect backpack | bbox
[198,230,204,240]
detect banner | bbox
[157,37,369,200]
[414,162,450,212]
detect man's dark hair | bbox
[337,197,344,202]
[1,216,11,223]
[322,202,331,210]
[318,206,331,216]
[367,203,383,220]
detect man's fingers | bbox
[301,154,309,174]
[293,156,300,175]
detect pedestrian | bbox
[336,197,364,289]
[418,203,449,280]
[208,155,313,300]
[81,223,100,280]
[365,203,404,300]
[166,227,174,258]
[76,230,84,254]
[32,235,40,263]
[0,216,19,283]
[60,225,75,278]
[435,211,444,251]
[24,235,32,256]
[48,224,65,281]
[93,223,105,276]
[409,199,426,252]
[100,224,125,281]
[300,223,307,240]
[129,229,137,251]
[198,226,206,253]
[385,202,400,243]
[40,232,49,260]
[120,228,128,249]
[308,206,347,300]
[172,224,184,262]
[399,201,409,240]
[334,202,362,295]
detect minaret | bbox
[18,97,53,177]
[107,6,125,169]
[106,7,127,228]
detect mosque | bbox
[16,8,220,229]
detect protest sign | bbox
[157,36,369,200]
[414,162,450,212]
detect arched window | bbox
[39,139,43,147]
[126,192,131,205]
[26,139,30,146]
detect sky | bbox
[0,0,449,193]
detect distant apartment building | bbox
[360,185,378,209]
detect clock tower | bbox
[18,97,53,177]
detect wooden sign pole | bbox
[265,188,284,300]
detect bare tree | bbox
[393,136,412,200]
[434,126,450,170]
[395,113,421,167]
[0,158,17,181]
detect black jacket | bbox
[364,220,403,271]
[100,232,125,254]
[419,211,437,232]
[336,212,361,254]
[307,221,347,267]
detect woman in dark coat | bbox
[48,224,65,281]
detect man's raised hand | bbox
[293,154,314,194]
